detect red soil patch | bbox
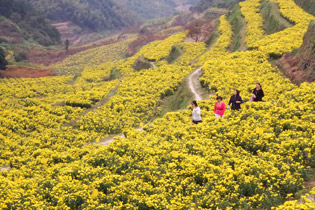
[184,19,217,43]
[278,53,305,83]
[0,66,55,78]
[277,21,315,84]
[306,181,315,189]
[278,51,315,84]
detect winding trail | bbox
[97,63,158,146]
[98,64,206,146]
[188,67,203,101]
[150,62,157,68]
[98,127,143,146]
[63,85,119,128]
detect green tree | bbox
[0,48,8,70]
[64,39,70,50]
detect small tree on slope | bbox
[0,48,8,70]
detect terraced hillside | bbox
[0,0,315,209]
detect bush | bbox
[0,47,8,70]
[14,52,27,62]
[0,37,8,43]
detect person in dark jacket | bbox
[250,83,264,102]
[228,89,243,110]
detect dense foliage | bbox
[28,0,199,31]
[0,0,315,209]
[0,0,61,46]
[116,0,199,20]
[29,0,139,32]
[191,0,243,12]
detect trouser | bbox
[215,114,224,119]
[192,120,202,124]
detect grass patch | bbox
[295,168,315,199]
[8,62,46,68]
[204,19,221,48]
[64,85,120,128]
[228,4,245,52]
[0,17,7,22]
[205,31,220,48]
[165,45,183,64]
[110,67,122,80]
[260,1,293,35]
[140,17,171,33]
[294,0,315,16]
[291,48,300,56]
[158,77,194,118]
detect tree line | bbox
[29,0,140,31]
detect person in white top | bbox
[191,100,202,124]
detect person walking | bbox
[228,89,243,110]
[191,101,202,124]
[250,83,264,102]
[214,96,225,119]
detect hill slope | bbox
[29,0,140,32]
[28,0,200,32]
[279,20,315,83]
[191,0,242,11]
[295,0,315,15]
[116,0,200,20]
[0,0,61,46]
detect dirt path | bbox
[297,179,315,204]
[188,67,204,101]
[150,62,157,68]
[298,195,315,204]
[99,133,125,146]
[0,66,55,78]
[0,166,11,172]
[98,127,143,146]
[87,63,156,147]
[270,2,294,28]
[63,85,119,128]
[99,66,206,146]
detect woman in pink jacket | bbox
[214,96,225,119]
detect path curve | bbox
[150,62,157,68]
[0,166,11,172]
[188,68,203,101]
[98,64,204,146]
[99,133,125,145]
[98,127,143,146]
[95,63,157,147]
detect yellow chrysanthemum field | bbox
[0,0,315,209]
